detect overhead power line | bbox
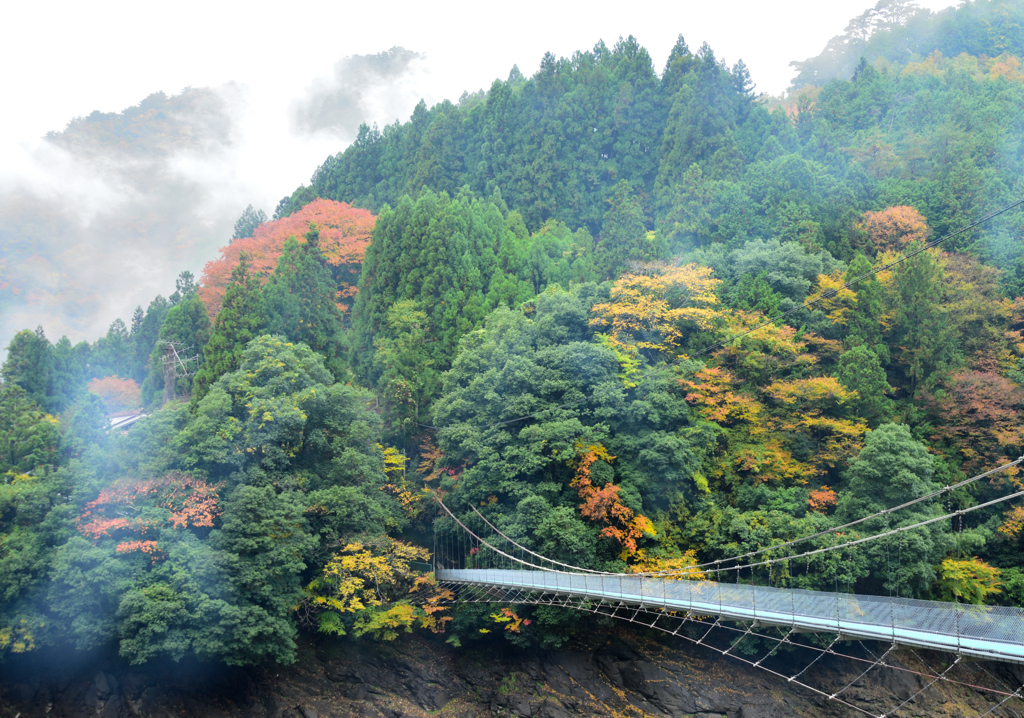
[695,196,1024,357]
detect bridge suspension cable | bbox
[451,581,1024,717]
[689,455,1024,574]
[710,484,1024,575]
[457,455,1024,580]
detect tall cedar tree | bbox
[129,296,169,385]
[263,223,347,379]
[191,254,267,405]
[1,328,55,412]
[350,190,504,384]
[595,181,656,280]
[232,204,268,240]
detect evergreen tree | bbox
[50,336,88,410]
[836,345,893,426]
[2,328,55,413]
[595,181,653,280]
[168,271,198,306]
[130,296,169,384]
[892,245,954,396]
[350,190,502,382]
[192,254,266,405]
[263,224,346,379]
[92,319,131,378]
[232,204,267,241]
[845,254,888,361]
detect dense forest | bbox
[3,0,1024,668]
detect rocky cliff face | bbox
[3,629,1022,718]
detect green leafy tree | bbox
[432,286,713,645]
[836,346,893,426]
[178,335,400,547]
[209,485,317,665]
[839,423,944,595]
[0,385,60,474]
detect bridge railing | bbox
[437,568,1024,664]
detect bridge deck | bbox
[438,568,1024,664]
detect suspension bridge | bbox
[428,456,1024,717]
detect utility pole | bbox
[160,341,199,404]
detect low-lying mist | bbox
[0,47,432,358]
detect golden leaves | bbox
[591,261,721,358]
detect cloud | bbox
[0,85,254,353]
[0,50,434,360]
[292,47,426,139]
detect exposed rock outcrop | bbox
[3,629,1022,718]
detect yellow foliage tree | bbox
[591,261,720,361]
[299,538,452,638]
[936,557,1002,604]
[627,548,706,579]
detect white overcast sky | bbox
[3,0,958,200]
[0,0,959,350]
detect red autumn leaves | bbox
[198,199,374,318]
[76,471,220,558]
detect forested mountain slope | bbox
[2,8,1024,687]
[790,0,1024,89]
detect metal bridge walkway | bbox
[437,568,1024,664]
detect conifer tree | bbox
[595,181,654,280]
[51,336,88,410]
[845,254,888,361]
[129,296,169,384]
[192,254,267,405]
[350,189,503,384]
[232,204,267,240]
[263,223,347,379]
[892,245,954,396]
[2,328,55,412]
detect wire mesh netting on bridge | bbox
[429,494,1024,718]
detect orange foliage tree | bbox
[856,206,930,253]
[571,443,654,556]
[87,376,142,412]
[76,471,221,557]
[922,370,1024,473]
[808,486,838,514]
[199,199,374,318]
